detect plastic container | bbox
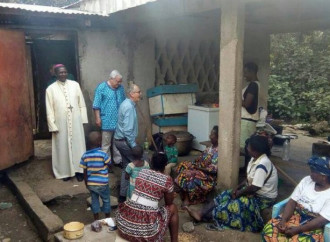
[63,222,84,240]
[282,139,290,161]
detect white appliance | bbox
[188,105,219,151]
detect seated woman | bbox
[186,135,278,232]
[175,126,218,207]
[116,152,178,242]
[262,156,330,241]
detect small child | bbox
[164,134,178,176]
[125,145,150,199]
[80,131,111,221]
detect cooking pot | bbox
[164,131,194,156]
[63,222,84,240]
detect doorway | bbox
[28,32,79,139]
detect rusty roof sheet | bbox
[0,2,108,16]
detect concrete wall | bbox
[244,26,271,109]
[77,26,155,143]
[76,13,270,143]
[77,28,129,133]
[126,24,155,141]
[147,15,221,103]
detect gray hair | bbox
[109,70,122,79]
[127,84,137,95]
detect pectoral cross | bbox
[68,105,73,112]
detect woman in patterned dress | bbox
[175,126,218,206]
[262,156,330,242]
[186,135,278,232]
[116,152,178,242]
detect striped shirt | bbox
[79,148,111,186]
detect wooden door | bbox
[0,29,34,170]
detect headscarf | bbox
[308,156,330,176]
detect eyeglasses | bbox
[133,90,142,94]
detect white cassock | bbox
[46,80,88,179]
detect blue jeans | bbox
[88,185,111,214]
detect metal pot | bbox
[164,131,194,156]
[63,222,84,240]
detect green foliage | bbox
[268,31,330,122]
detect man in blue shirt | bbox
[93,70,126,165]
[114,84,142,202]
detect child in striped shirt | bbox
[80,131,111,221]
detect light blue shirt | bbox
[115,98,138,148]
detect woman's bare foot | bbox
[186,207,202,222]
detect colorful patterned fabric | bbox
[79,148,111,186]
[308,156,330,177]
[262,204,324,242]
[92,81,125,131]
[175,146,218,203]
[164,145,178,164]
[212,190,275,232]
[116,169,174,241]
[125,161,150,199]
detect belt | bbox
[241,118,258,123]
[130,194,158,208]
[114,138,125,141]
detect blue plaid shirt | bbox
[93,81,125,131]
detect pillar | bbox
[217,0,245,189]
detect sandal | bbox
[205,223,225,231]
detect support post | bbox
[217,0,245,189]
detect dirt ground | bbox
[0,128,325,241]
[0,181,41,242]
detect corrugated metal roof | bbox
[65,0,157,15]
[0,2,108,16]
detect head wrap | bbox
[308,156,330,176]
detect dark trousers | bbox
[114,140,134,197]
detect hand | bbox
[95,118,101,127]
[276,220,286,233]
[284,226,301,237]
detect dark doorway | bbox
[31,39,78,139]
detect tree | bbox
[268,31,330,122]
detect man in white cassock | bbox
[46,65,88,181]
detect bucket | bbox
[63,222,84,240]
